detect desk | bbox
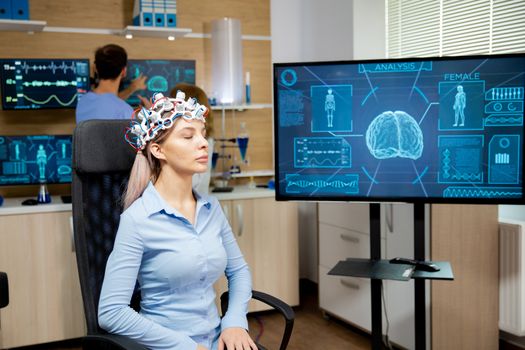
[0,196,71,216]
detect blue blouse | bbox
[98,182,252,350]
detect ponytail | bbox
[122,122,174,210]
[123,151,152,210]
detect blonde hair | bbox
[122,125,173,210]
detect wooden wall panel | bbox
[431,204,499,350]
[178,0,270,35]
[29,0,270,35]
[30,1,132,28]
[212,108,274,175]
[0,0,272,197]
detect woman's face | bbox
[149,118,208,176]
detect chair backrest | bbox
[72,119,136,334]
[0,271,8,308]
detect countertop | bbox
[0,186,276,216]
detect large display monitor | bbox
[0,58,90,110]
[0,135,72,185]
[273,54,525,204]
[121,59,196,106]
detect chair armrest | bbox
[220,290,295,350]
[250,290,295,322]
[83,334,148,350]
[0,272,8,309]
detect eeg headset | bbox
[125,91,208,151]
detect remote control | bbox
[389,257,440,272]
[389,257,417,265]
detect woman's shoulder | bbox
[120,196,149,221]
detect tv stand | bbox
[328,203,454,350]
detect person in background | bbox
[170,83,215,194]
[98,92,256,350]
[75,44,149,123]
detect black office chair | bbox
[0,271,8,309]
[72,119,294,350]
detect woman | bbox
[169,83,215,194]
[98,91,257,350]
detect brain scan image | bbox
[366,110,424,160]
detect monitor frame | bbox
[0,58,90,111]
[122,59,196,106]
[0,134,73,186]
[273,53,525,205]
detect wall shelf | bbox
[43,26,120,35]
[0,20,269,42]
[213,169,274,178]
[122,25,192,39]
[0,20,193,39]
[0,19,46,32]
[231,169,274,178]
[211,103,273,111]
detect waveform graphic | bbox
[1,59,90,110]
[305,158,345,167]
[17,61,79,75]
[22,93,78,107]
[295,137,351,168]
[287,179,357,189]
[443,186,522,198]
[285,173,359,195]
[450,173,482,181]
[485,115,523,126]
[22,80,77,87]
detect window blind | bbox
[386,0,525,58]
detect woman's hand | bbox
[218,327,258,350]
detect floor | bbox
[248,280,372,350]
[15,280,374,350]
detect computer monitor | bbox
[121,59,196,106]
[0,58,90,110]
[0,135,72,185]
[273,54,525,204]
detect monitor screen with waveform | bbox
[0,135,72,186]
[121,59,196,106]
[0,58,90,110]
[273,54,525,204]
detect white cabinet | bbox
[318,202,384,333]
[214,197,300,312]
[319,265,372,331]
[0,211,86,349]
[318,202,416,349]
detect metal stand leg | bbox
[414,203,426,350]
[370,203,382,350]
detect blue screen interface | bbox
[122,59,196,106]
[274,55,525,202]
[0,135,72,185]
[0,59,90,110]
